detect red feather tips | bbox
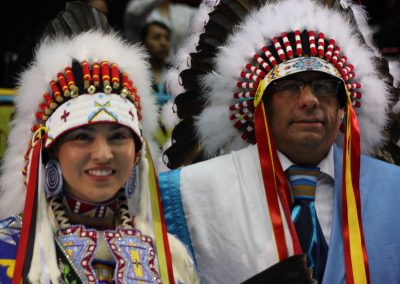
[57,72,71,97]
[92,62,101,87]
[33,60,143,142]
[111,63,120,89]
[262,47,278,67]
[294,30,303,56]
[82,60,91,90]
[325,39,336,61]
[101,61,112,94]
[65,67,79,97]
[273,37,287,61]
[308,31,317,56]
[317,32,325,58]
[50,80,63,103]
[281,32,294,59]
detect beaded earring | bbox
[44,159,64,197]
[124,166,138,198]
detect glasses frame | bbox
[269,78,343,99]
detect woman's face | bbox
[56,124,137,203]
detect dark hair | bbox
[140,21,171,42]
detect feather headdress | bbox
[164,0,397,168]
[0,31,158,218]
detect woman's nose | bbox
[91,137,113,162]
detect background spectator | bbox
[124,0,199,59]
[141,21,179,169]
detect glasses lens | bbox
[274,80,303,95]
[312,80,339,96]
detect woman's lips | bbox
[85,168,115,181]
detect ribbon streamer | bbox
[341,100,370,284]
[254,101,302,260]
[145,141,175,284]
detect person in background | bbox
[141,20,177,152]
[124,0,197,58]
[141,21,173,108]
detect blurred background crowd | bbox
[0,0,399,160]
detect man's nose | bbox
[91,137,113,162]
[298,85,319,108]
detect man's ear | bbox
[339,108,346,124]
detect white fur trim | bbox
[197,0,389,157]
[0,31,158,218]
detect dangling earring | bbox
[125,166,138,198]
[45,159,63,197]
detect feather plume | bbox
[43,1,110,36]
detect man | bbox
[159,0,400,283]
[141,20,172,94]
[141,21,178,164]
[124,0,196,57]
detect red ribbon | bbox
[13,141,42,284]
[254,102,302,259]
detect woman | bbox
[0,30,197,283]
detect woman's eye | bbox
[112,134,126,140]
[111,132,130,140]
[74,133,91,141]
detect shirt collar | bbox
[277,146,335,179]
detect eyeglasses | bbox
[270,79,342,98]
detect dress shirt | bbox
[277,147,335,243]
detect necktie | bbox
[286,165,328,283]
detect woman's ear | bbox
[46,145,59,160]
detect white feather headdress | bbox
[195,0,390,157]
[0,30,158,218]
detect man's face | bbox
[266,71,345,166]
[144,24,171,61]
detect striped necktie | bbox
[286,165,328,283]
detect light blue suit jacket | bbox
[323,147,400,283]
[159,146,400,283]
